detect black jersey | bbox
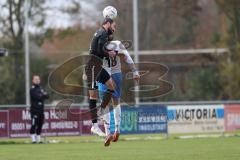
[30,85,49,114]
[89,27,109,59]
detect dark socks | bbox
[89,99,97,123]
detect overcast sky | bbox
[44,0,103,29]
[0,0,106,35]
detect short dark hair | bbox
[102,18,114,25]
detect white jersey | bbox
[104,40,134,75]
[102,57,112,75]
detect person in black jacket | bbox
[30,75,49,143]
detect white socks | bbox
[102,104,121,135]
[92,122,99,128]
[113,104,121,132]
[31,134,41,143]
[103,107,110,136]
[36,135,41,143]
[31,134,36,143]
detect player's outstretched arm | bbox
[107,40,140,81]
[120,45,140,82]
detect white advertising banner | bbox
[167,105,224,134]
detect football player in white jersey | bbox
[99,40,140,146]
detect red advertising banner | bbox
[224,104,240,131]
[0,107,106,138]
[0,108,84,138]
[0,111,9,138]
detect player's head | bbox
[102,18,116,35]
[108,34,114,41]
[32,75,41,85]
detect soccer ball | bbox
[103,6,117,19]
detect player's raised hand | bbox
[133,71,140,83]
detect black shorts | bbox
[96,68,111,84]
[85,64,102,90]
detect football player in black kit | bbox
[30,75,49,143]
[85,18,117,146]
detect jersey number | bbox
[110,56,117,67]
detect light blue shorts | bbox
[98,72,122,98]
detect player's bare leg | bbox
[100,78,115,109]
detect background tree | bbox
[0,0,82,104]
[0,0,47,104]
[215,0,240,99]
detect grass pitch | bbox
[0,134,239,160]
